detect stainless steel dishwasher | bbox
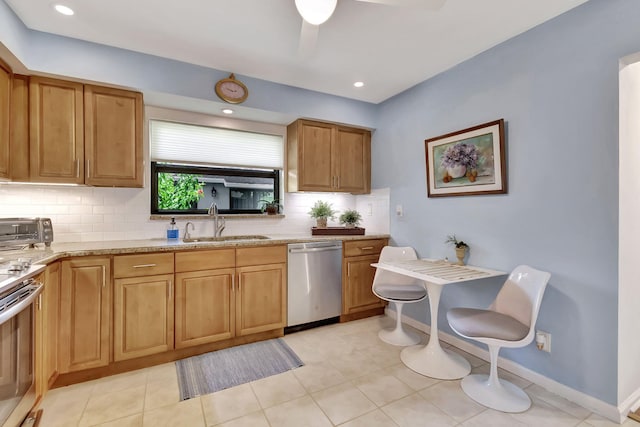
[287,241,342,331]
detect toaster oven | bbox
[0,218,53,248]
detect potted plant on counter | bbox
[446,234,469,265]
[308,200,337,228]
[339,209,362,228]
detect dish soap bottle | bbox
[167,217,179,240]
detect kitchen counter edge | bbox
[15,234,391,265]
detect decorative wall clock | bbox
[215,73,249,104]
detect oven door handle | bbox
[0,283,43,326]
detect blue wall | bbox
[1,0,638,406]
[374,0,640,404]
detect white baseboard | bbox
[384,308,627,424]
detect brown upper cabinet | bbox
[287,119,371,194]
[28,76,143,187]
[29,77,84,184]
[0,59,11,180]
[84,85,143,187]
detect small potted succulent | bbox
[259,199,282,215]
[445,234,469,265]
[339,209,362,228]
[308,200,337,228]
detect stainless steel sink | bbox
[182,235,270,243]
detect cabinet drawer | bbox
[343,239,388,258]
[236,245,287,267]
[113,253,174,278]
[175,248,235,272]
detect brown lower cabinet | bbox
[114,274,175,361]
[36,262,61,397]
[59,257,111,373]
[113,252,175,361]
[236,263,286,336]
[342,238,388,318]
[108,247,287,363]
[174,246,287,346]
[175,267,236,348]
[44,239,384,392]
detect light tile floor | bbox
[37,316,634,427]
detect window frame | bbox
[150,162,281,215]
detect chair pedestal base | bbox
[461,374,531,413]
[378,327,421,346]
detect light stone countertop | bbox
[2,233,390,266]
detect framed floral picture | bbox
[425,119,506,197]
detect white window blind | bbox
[150,120,284,169]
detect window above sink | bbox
[151,162,280,215]
[148,118,284,216]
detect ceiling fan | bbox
[295,0,447,56]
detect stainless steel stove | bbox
[0,219,49,427]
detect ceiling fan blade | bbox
[298,20,319,58]
[353,0,446,9]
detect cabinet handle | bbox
[133,264,156,268]
[337,176,340,188]
[75,159,80,178]
[86,159,90,178]
[168,280,172,298]
[232,275,235,292]
[348,264,351,277]
[102,266,106,287]
[360,246,374,250]
[37,294,42,310]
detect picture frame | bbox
[425,119,506,197]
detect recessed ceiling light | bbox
[222,108,234,115]
[353,81,364,88]
[54,4,75,15]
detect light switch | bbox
[396,204,403,216]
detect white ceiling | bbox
[4,0,589,104]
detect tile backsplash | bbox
[0,185,390,243]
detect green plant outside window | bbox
[158,173,205,210]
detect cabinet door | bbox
[334,126,370,193]
[35,273,45,398]
[59,257,110,373]
[294,120,334,191]
[175,268,235,349]
[30,77,84,183]
[85,85,143,187]
[114,274,174,361]
[0,60,10,179]
[236,263,286,336]
[10,75,29,181]
[43,263,60,390]
[342,255,385,314]
[0,318,15,395]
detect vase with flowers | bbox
[441,143,479,183]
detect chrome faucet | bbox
[208,202,225,237]
[184,222,194,240]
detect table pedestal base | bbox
[400,343,471,380]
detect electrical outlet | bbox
[535,330,551,352]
